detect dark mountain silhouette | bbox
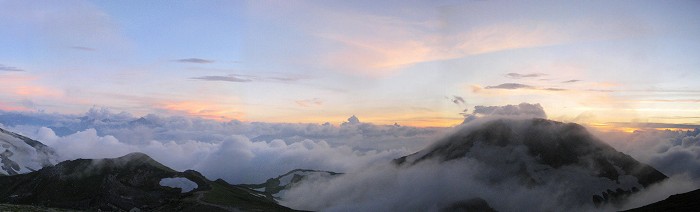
[0,152,297,211]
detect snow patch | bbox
[159,177,198,193]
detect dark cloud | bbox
[485,83,533,89]
[446,96,469,118]
[484,83,566,91]
[0,64,24,72]
[450,96,465,105]
[505,73,546,79]
[191,74,302,83]
[267,76,301,82]
[191,75,253,82]
[562,79,581,83]
[174,58,215,64]
[69,46,96,51]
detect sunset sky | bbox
[1,0,699,128]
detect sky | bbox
[0,0,699,128]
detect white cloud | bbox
[462,103,547,123]
[595,129,700,179]
[2,108,442,184]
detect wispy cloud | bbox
[447,95,465,105]
[158,100,244,121]
[484,83,567,91]
[191,75,253,82]
[485,83,533,90]
[174,58,215,64]
[505,73,547,79]
[295,98,323,107]
[1,1,130,52]
[562,79,581,83]
[69,46,96,51]
[639,99,700,103]
[191,74,303,83]
[543,88,568,91]
[608,122,700,130]
[0,64,24,72]
[13,85,62,97]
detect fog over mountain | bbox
[0,103,698,211]
[279,109,676,211]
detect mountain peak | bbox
[117,152,154,161]
[395,118,668,207]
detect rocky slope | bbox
[0,152,297,211]
[395,118,668,208]
[0,127,56,176]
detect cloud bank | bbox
[595,129,700,179]
[0,108,443,183]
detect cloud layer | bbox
[0,108,443,183]
[1,104,699,211]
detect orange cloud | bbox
[13,85,62,97]
[295,98,323,107]
[0,102,30,112]
[317,20,577,77]
[159,101,245,121]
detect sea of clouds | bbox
[0,108,445,183]
[1,103,698,211]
